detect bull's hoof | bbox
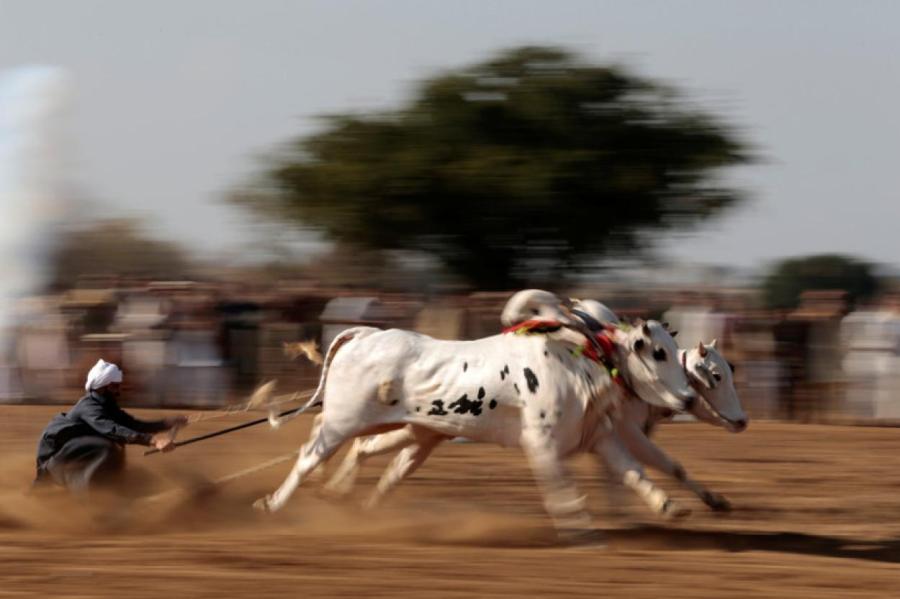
[361,494,382,512]
[558,528,607,547]
[320,475,355,499]
[252,496,272,513]
[317,483,353,501]
[661,499,691,520]
[702,492,732,513]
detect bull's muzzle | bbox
[679,389,698,412]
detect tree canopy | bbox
[48,219,193,290]
[235,46,750,290]
[762,254,880,310]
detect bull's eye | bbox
[713,372,722,382]
[531,308,540,316]
[652,347,667,361]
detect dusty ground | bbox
[3,405,900,597]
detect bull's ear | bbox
[633,338,645,351]
[698,341,708,358]
[642,322,652,337]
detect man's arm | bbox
[78,400,155,445]
[111,406,177,434]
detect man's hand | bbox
[152,434,176,453]
[164,415,189,429]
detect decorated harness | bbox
[502,319,628,390]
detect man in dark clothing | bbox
[34,359,187,492]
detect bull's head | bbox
[680,340,748,432]
[611,320,696,412]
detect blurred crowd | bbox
[2,277,899,423]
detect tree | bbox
[762,254,880,310]
[234,46,750,290]
[48,219,194,289]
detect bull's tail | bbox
[268,327,379,429]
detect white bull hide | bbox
[256,311,693,534]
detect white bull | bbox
[324,301,748,518]
[255,290,695,534]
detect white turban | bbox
[85,359,123,392]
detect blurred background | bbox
[1,0,898,423]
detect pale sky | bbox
[1,0,898,269]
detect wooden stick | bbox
[144,404,315,456]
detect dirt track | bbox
[3,405,900,597]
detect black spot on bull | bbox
[477,387,485,399]
[428,400,448,416]
[489,399,498,409]
[448,394,483,416]
[463,362,468,372]
[514,383,520,395]
[523,368,539,393]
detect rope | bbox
[212,451,300,485]
[139,450,300,504]
[186,388,316,424]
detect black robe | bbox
[35,391,170,485]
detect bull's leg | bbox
[521,430,593,535]
[304,413,327,483]
[363,427,447,510]
[595,434,690,520]
[616,422,730,512]
[325,427,418,497]
[601,462,630,518]
[254,424,351,513]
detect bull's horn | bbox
[709,338,719,349]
